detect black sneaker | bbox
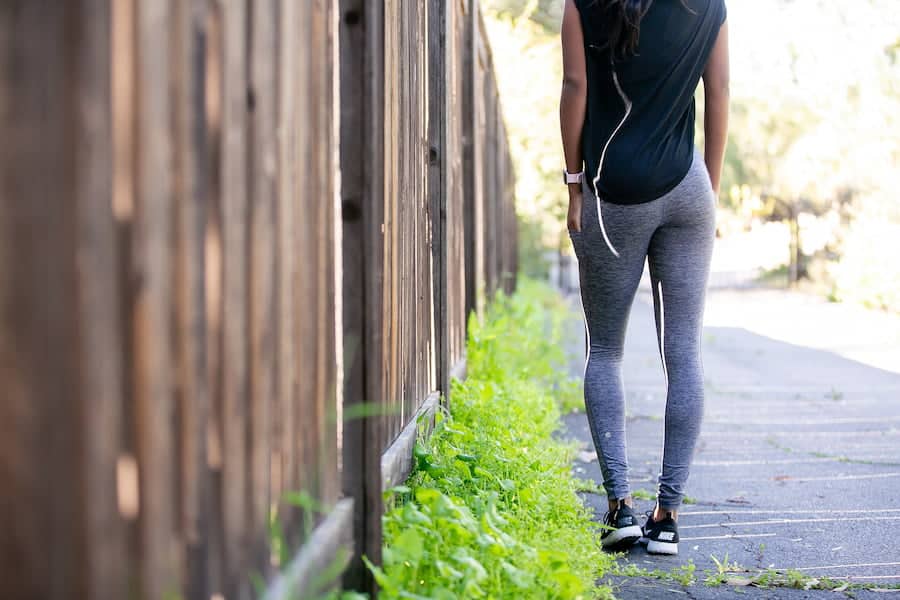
[640,507,679,555]
[600,499,643,551]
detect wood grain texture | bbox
[219,1,250,598]
[0,1,515,598]
[276,0,298,546]
[0,3,125,599]
[249,0,277,580]
[172,1,210,598]
[131,2,180,598]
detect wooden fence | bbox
[0,1,515,599]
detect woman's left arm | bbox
[702,18,730,199]
[560,0,588,232]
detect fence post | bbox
[462,0,478,325]
[340,0,387,594]
[429,0,450,405]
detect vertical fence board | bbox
[202,2,228,592]
[249,0,277,580]
[275,0,298,544]
[384,0,399,445]
[337,0,368,582]
[111,0,140,594]
[429,0,448,400]
[76,0,128,595]
[0,3,125,599]
[447,0,467,375]
[462,0,477,323]
[172,1,210,598]
[339,0,386,591]
[362,0,387,588]
[131,2,180,598]
[296,0,319,538]
[311,0,341,514]
[1,1,516,598]
[219,1,250,597]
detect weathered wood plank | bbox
[296,0,320,545]
[380,391,441,491]
[276,0,298,542]
[1,1,518,598]
[172,1,210,598]
[364,2,387,587]
[338,0,369,590]
[74,0,128,595]
[462,0,478,324]
[201,2,228,593]
[311,0,341,514]
[262,498,355,600]
[219,1,250,597]
[0,3,125,599]
[130,2,180,598]
[292,0,313,554]
[249,0,277,580]
[338,0,387,593]
[111,1,140,595]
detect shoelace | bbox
[603,508,616,526]
[603,503,628,527]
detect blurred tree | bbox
[483,0,563,33]
[484,0,900,308]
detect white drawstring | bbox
[657,280,669,388]
[591,63,632,259]
[596,196,620,258]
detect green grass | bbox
[557,376,586,414]
[613,554,900,594]
[609,560,697,587]
[630,489,655,501]
[366,277,618,599]
[699,553,900,593]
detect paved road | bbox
[559,272,900,598]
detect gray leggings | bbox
[568,150,716,511]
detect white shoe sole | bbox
[601,524,643,549]
[647,539,678,555]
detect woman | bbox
[559,0,729,555]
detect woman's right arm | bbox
[702,18,730,199]
[560,0,588,232]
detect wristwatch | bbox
[563,169,583,185]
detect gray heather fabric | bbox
[568,150,716,510]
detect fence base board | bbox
[262,497,354,600]
[381,390,441,491]
[381,355,468,492]
[267,357,468,598]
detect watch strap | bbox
[563,169,584,185]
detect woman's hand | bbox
[567,185,583,232]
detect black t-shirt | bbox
[573,0,727,204]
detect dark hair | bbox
[589,0,695,59]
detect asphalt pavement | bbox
[559,269,900,599]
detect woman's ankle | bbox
[653,503,678,521]
[608,495,634,510]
